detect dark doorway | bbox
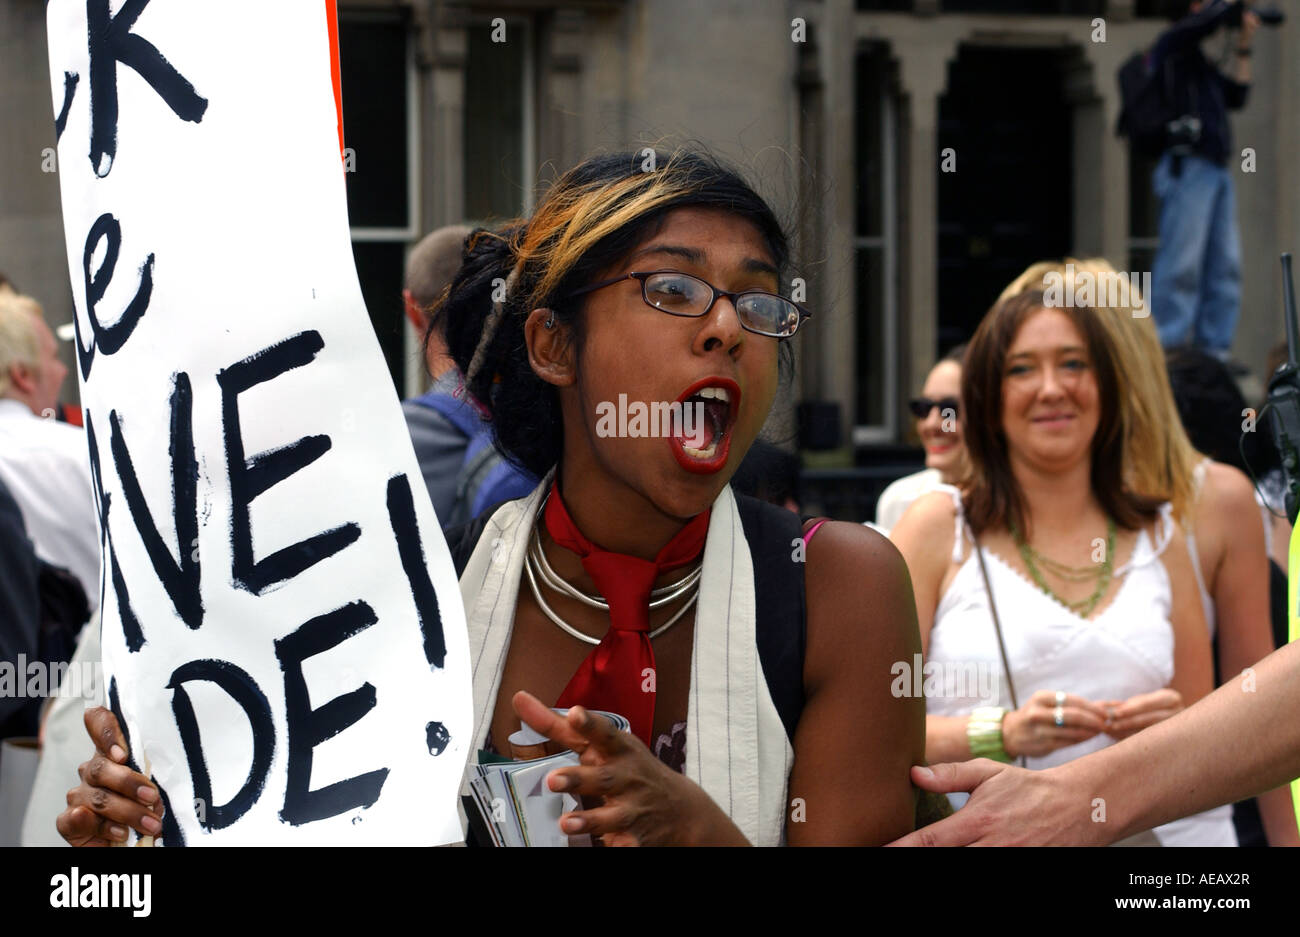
[936,45,1074,354]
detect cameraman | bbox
[1150,0,1259,360]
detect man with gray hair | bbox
[400,226,535,529]
[0,293,99,611]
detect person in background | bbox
[400,225,537,530]
[0,476,43,740]
[0,293,98,613]
[1164,346,1297,845]
[730,438,801,513]
[873,344,967,533]
[1147,0,1259,358]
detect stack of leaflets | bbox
[467,710,630,847]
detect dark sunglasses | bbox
[567,270,812,338]
[908,396,960,420]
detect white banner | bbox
[46,0,472,845]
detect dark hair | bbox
[962,289,1160,537]
[1164,347,1253,474]
[731,439,801,510]
[942,343,966,366]
[437,148,793,478]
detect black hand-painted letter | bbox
[55,71,79,142]
[217,331,360,595]
[78,213,153,381]
[386,474,446,669]
[107,372,203,630]
[109,676,184,845]
[276,601,390,825]
[86,411,144,651]
[167,658,274,832]
[87,0,208,177]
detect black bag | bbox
[1117,50,1176,157]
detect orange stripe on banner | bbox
[326,0,345,161]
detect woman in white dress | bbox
[1000,259,1295,845]
[891,287,1233,845]
[873,345,967,533]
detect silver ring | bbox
[1053,705,1066,728]
[1054,690,1067,707]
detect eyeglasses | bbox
[568,271,812,338]
[908,396,960,420]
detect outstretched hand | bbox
[888,760,1107,847]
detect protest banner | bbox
[45,0,472,845]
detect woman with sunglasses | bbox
[58,149,925,846]
[874,346,967,533]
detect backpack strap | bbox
[445,499,515,577]
[408,389,485,440]
[734,494,806,743]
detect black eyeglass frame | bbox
[567,270,812,338]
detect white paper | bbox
[45,0,472,845]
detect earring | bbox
[544,312,556,330]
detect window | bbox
[338,8,418,396]
[464,18,535,222]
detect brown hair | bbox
[1000,257,1201,526]
[961,289,1161,537]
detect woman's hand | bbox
[55,707,163,846]
[1002,690,1109,759]
[1102,688,1185,740]
[512,691,748,846]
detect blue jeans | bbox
[1150,152,1241,357]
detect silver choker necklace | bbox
[524,502,701,646]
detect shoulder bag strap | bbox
[968,521,1027,768]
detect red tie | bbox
[544,483,710,746]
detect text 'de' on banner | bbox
[46,0,472,845]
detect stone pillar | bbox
[1076,35,1130,265]
[895,37,956,424]
[425,4,467,230]
[535,9,586,184]
[818,0,858,452]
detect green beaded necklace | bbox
[1009,516,1117,619]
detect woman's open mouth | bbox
[668,377,740,474]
